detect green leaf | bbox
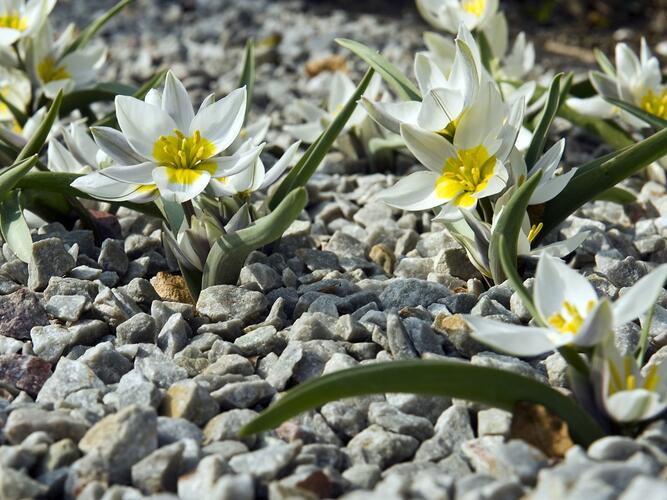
[497,234,542,323]
[542,126,667,237]
[526,74,563,168]
[15,171,163,218]
[203,187,307,288]
[604,97,667,130]
[16,90,63,163]
[238,39,255,117]
[336,38,420,101]
[60,82,137,117]
[488,172,542,284]
[593,186,637,204]
[558,104,634,150]
[240,360,606,447]
[477,30,494,74]
[157,199,186,236]
[0,155,39,198]
[65,0,132,54]
[268,69,374,210]
[0,191,32,263]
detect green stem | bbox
[636,305,656,366]
[558,345,591,378]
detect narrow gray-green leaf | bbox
[488,173,542,284]
[16,90,63,162]
[558,104,634,151]
[240,360,606,447]
[594,48,616,77]
[0,191,32,263]
[238,39,255,117]
[60,83,137,117]
[593,186,637,204]
[268,69,374,210]
[0,155,38,198]
[66,0,132,54]
[203,187,307,287]
[336,38,420,101]
[604,97,667,130]
[526,74,562,169]
[542,126,667,237]
[0,93,27,127]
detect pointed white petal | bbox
[91,126,146,166]
[284,122,323,143]
[465,316,556,357]
[361,98,420,134]
[613,264,667,326]
[400,123,455,173]
[115,95,176,159]
[152,166,211,203]
[259,141,300,190]
[163,70,195,131]
[375,170,443,211]
[189,87,246,154]
[572,299,614,348]
[328,72,356,113]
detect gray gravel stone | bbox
[161,379,219,426]
[368,402,434,440]
[238,263,282,292]
[4,408,89,445]
[78,341,132,384]
[380,279,451,310]
[37,358,105,404]
[157,313,191,357]
[28,237,75,291]
[116,312,157,345]
[229,441,301,480]
[234,326,284,356]
[45,294,88,322]
[0,288,49,340]
[197,285,268,323]
[211,379,276,409]
[131,441,184,494]
[347,424,419,468]
[203,409,259,447]
[386,313,418,359]
[99,239,129,275]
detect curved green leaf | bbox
[16,90,63,163]
[0,191,32,263]
[526,74,563,169]
[604,97,667,130]
[488,172,542,284]
[542,126,667,237]
[203,187,308,287]
[0,93,27,127]
[336,38,420,101]
[238,39,255,117]
[0,155,39,198]
[558,104,633,151]
[65,0,132,54]
[593,186,637,204]
[268,69,374,210]
[60,83,137,117]
[240,360,606,447]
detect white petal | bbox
[211,144,264,177]
[152,166,211,203]
[534,254,598,321]
[328,72,356,113]
[197,93,215,114]
[465,316,556,357]
[71,172,157,203]
[375,170,443,211]
[0,28,21,46]
[48,140,86,174]
[162,70,195,131]
[613,264,667,326]
[294,99,327,122]
[97,163,156,184]
[605,390,666,423]
[417,88,465,132]
[400,123,455,173]
[361,98,420,134]
[572,299,614,348]
[414,52,448,95]
[529,169,576,205]
[189,87,246,154]
[144,88,162,107]
[530,231,589,258]
[566,96,615,119]
[91,126,146,166]
[115,95,176,159]
[259,141,300,190]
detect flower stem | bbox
[636,304,656,366]
[558,345,591,378]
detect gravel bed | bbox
[1,0,667,499]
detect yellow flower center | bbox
[0,11,27,31]
[437,117,459,143]
[462,0,486,17]
[548,299,596,334]
[37,57,70,83]
[435,144,496,208]
[153,129,216,171]
[640,88,667,120]
[608,358,660,395]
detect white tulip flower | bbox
[362,25,482,137]
[48,121,113,174]
[593,332,667,423]
[0,66,30,126]
[416,0,498,34]
[567,39,665,128]
[376,82,522,221]
[31,21,106,98]
[466,254,667,357]
[0,0,55,46]
[72,70,260,203]
[284,71,382,144]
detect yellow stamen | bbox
[462,0,486,17]
[435,144,496,207]
[37,57,70,83]
[0,11,27,31]
[153,129,216,171]
[547,299,596,334]
[527,223,543,242]
[640,88,667,120]
[644,365,660,391]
